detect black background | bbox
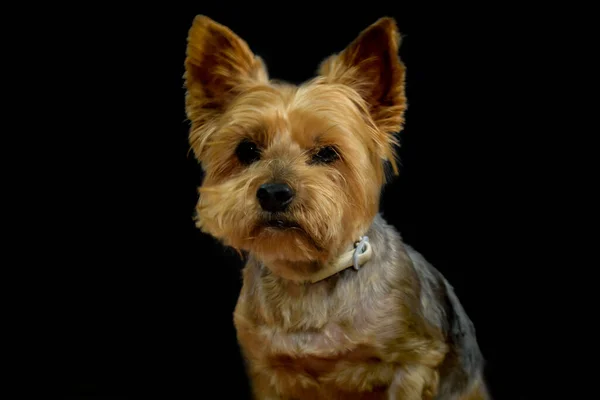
[35,3,551,399]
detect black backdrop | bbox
[42,4,547,399]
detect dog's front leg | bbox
[387,364,439,400]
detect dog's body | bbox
[234,215,488,399]
[184,15,489,399]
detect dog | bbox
[183,15,490,399]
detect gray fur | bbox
[371,214,487,399]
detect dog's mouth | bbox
[253,214,303,233]
[262,218,301,230]
[251,215,326,253]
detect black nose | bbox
[256,183,294,212]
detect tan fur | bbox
[457,380,491,400]
[184,15,488,399]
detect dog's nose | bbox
[256,183,294,212]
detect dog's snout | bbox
[257,183,294,212]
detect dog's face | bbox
[184,16,406,273]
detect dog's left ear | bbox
[319,17,406,137]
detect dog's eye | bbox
[235,140,261,165]
[311,146,339,164]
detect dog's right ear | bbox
[184,16,268,156]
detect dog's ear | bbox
[319,17,406,137]
[184,16,268,156]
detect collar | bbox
[308,236,372,283]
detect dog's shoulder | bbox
[402,244,486,395]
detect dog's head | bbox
[184,16,406,275]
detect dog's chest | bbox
[268,340,382,378]
[246,323,396,397]
[235,261,402,396]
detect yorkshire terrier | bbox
[184,15,490,400]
